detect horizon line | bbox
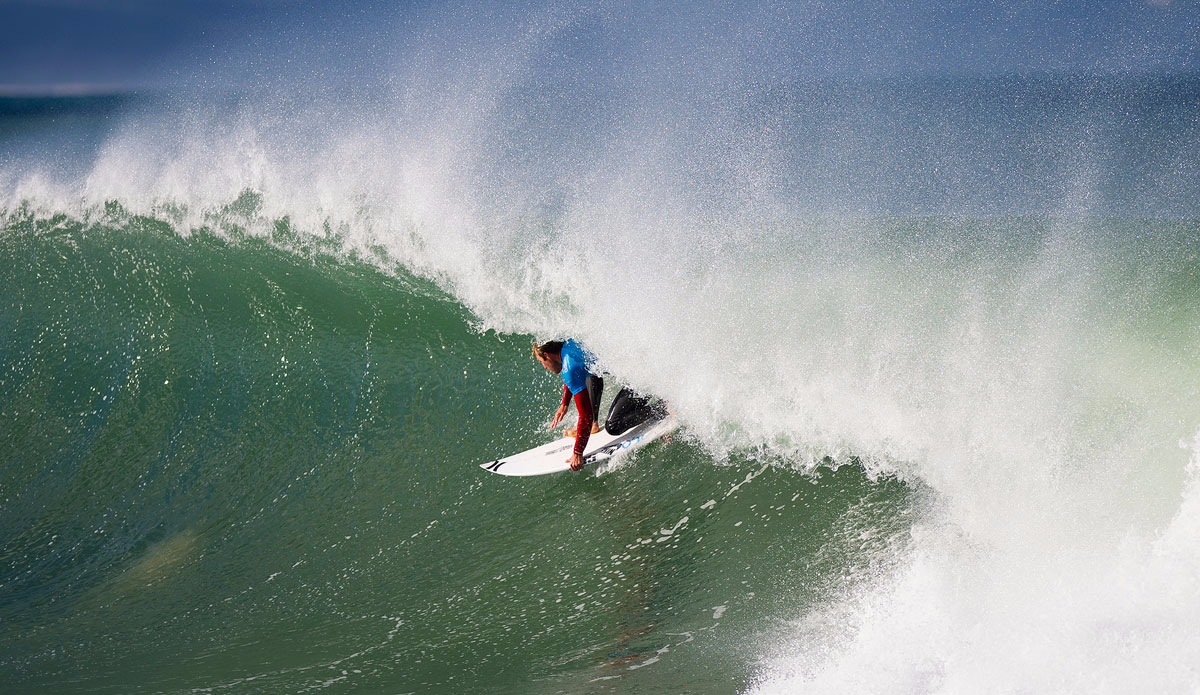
[0,83,148,98]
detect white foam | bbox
[749,432,1200,694]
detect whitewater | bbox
[3,3,1200,693]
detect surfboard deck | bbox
[481,416,677,477]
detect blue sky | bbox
[0,0,1196,95]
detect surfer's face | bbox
[535,351,562,373]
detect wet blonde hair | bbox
[532,340,564,360]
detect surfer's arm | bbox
[569,389,594,470]
[551,384,571,428]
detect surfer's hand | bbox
[568,453,584,471]
[551,404,569,428]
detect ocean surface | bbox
[3,13,1200,693]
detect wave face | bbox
[4,3,1200,693]
[0,215,916,693]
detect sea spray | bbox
[3,3,1199,692]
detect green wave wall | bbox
[0,215,910,694]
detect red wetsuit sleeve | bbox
[561,384,572,408]
[572,389,594,456]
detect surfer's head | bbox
[532,341,564,373]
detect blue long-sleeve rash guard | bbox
[559,339,594,395]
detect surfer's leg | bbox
[588,376,604,425]
[605,388,668,435]
[606,388,641,435]
[605,388,625,434]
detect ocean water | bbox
[3,6,1200,694]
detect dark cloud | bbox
[0,0,1195,96]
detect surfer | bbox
[533,340,603,471]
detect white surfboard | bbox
[480,416,677,477]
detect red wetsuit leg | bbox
[572,389,594,456]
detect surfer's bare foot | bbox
[564,423,601,437]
